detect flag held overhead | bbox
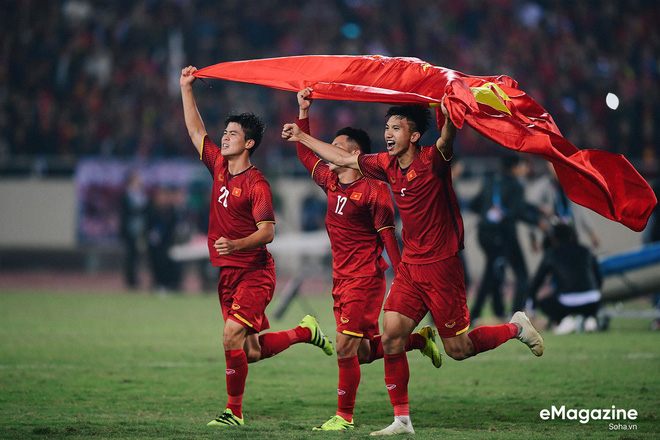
[194,55,657,232]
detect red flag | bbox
[194,55,657,231]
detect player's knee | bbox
[445,343,473,361]
[245,349,261,363]
[335,343,353,359]
[222,332,244,350]
[381,332,406,353]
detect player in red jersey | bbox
[283,98,544,435]
[180,66,334,429]
[295,88,442,431]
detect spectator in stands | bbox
[1,1,657,175]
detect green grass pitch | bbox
[0,290,658,439]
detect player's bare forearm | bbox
[284,126,357,169]
[436,102,457,161]
[214,223,274,256]
[180,67,207,154]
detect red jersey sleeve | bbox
[423,146,451,178]
[249,179,276,225]
[370,181,400,271]
[296,117,334,190]
[296,117,323,174]
[201,135,223,175]
[369,181,396,231]
[357,153,389,182]
[379,227,401,272]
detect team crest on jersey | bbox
[232,303,240,310]
[232,187,242,197]
[218,174,224,182]
[329,183,337,192]
[444,321,456,329]
[350,192,362,201]
[406,169,417,181]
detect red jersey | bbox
[297,118,397,279]
[357,147,464,264]
[201,136,275,269]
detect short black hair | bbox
[501,153,523,171]
[335,127,372,154]
[551,223,577,244]
[224,112,265,155]
[385,105,431,137]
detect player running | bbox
[181,66,334,429]
[283,98,544,435]
[294,88,442,431]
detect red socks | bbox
[368,333,426,363]
[336,355,360,422]
[468,323,518,355]
[383,352,409,416]
[225,349,248,418]
[258,326,310,359]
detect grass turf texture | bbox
[0,291,657,439]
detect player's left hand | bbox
[214,237,236,255]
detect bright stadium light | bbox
[606,92,620,110]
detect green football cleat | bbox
[418,325,442,368]
[299,315,334,356]
[207,408,244,427]
[312,415,355,431]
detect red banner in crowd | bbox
[194,55,657,232]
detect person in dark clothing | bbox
[146,185,181,293]
[470,154,542,321]
[529,224,603,334]
[119,170,147,289]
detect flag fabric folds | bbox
[194,55,656,232]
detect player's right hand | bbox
[281,123,302,142]
[180,65,197,87]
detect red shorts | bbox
[218,266,276,333]
[384,254,470,338]
[332,274,386,340]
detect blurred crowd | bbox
[1,0,659,178]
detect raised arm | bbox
[180,65,207,156]
[295,88,324,175]
[283,123,359,169]
[435,101,457,161]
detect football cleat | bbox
[370,418,415,436]
[299,315,334,356]
[207,408,244,427]
[312,414,355,431]
[510,311,544,356]
[418,325,442,368]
